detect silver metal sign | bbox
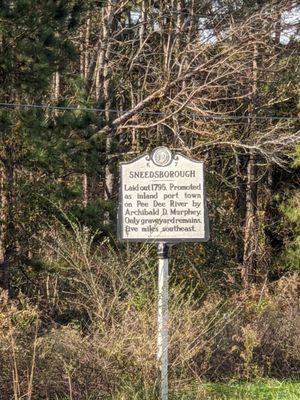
[118,146,210,400]
[118,147,209,242]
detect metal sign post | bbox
[157,242,169,400]
[118,147,209,400]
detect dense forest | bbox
[0,1,299,399]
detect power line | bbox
[0,102,299,121]
[0,102,164,116]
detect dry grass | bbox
[0,221,299,399]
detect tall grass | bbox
[0,220,299,399]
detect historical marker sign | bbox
[118,147,209,242]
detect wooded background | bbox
[0,2,299,397]
[0,0,299,292]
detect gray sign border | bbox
[117,149,210,243]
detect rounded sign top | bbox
[151,147,172,167]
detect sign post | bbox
[118,147,209,399]
[157,242,169,400]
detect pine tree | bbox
[0,0,85,293]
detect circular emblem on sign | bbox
[151,147,172,167]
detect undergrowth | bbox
[0,221,299,399]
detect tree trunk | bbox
[80,17,90,208]
[139,0,147,48]
[103,1,117,203]
[53,71,60,102]
[82,173,88,208]
[235,153,247,264]
[0,157,15,295]
[241,44,259,287]
[242,151,258,287]
[0,163,7,290]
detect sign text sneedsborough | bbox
[118,147,209,242]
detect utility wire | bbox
[0,102,299,121]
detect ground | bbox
[172,381,300,400]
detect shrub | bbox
[0,222,299,399]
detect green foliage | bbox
[281,196,300,271]
[0,1,81,95]
[201,380,300,400]
[69,199,117,236]
[0,0,114,289]
[292,146,300,168]
[280,149,300,271]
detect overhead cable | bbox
[0,102,299,121]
